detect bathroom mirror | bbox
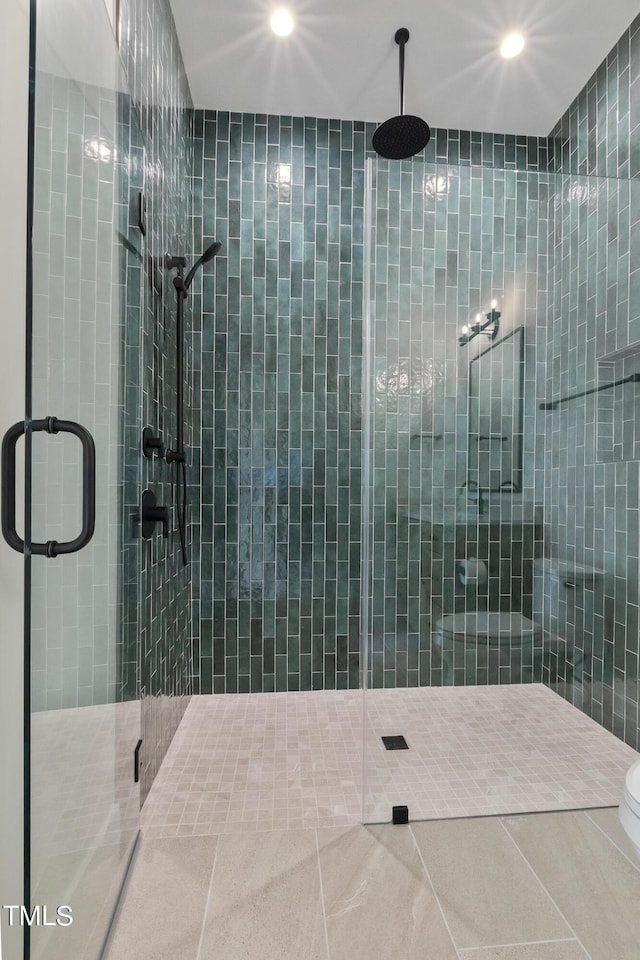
[467,326,524,492]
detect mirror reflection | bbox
[467,326,524,492]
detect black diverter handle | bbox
[2,417,96,557]
[141,489,169,539]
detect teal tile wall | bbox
[191,112,367,693]
[118,0,196,799]
[190,118,552,693]
[549,13,640,179]
[541,13,640,751]
[367,158,549,687]
[388,128,553,172]
[118,92,144,707]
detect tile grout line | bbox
[497,818,594,960]
[194,836,221,960]
[408,824,462,960]
[314,829,333,960]
[457,936,581,953]
[583,809,640,875]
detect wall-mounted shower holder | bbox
[142,426,165,459]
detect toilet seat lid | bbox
[624,759,640,818]
[438,612,541,640]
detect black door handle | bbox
[1,417,96,557]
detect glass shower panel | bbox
[542,172,640,751]
[28,0,140,956]
[362,155,550,824]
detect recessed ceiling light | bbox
[500,32,525,59]
[270,8,294,37]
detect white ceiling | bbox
[168,0,639,137]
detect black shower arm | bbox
[398,35,405,115]
[396,27,409,116]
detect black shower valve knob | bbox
[141,489,169,539]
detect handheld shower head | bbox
[184,241,222,290]
[202,240,223,264]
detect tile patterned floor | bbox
[141,684,639,837]
[141,689,364,836]
[107,808,640,960]
[364,683,639,821]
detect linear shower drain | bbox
[382,735,409,750]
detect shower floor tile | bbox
[364,683,639,823]
[141,684,638,836]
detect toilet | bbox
[619,759,640,862]
[433,557,604,686]
[433,611,543,685]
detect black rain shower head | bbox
[184,241,223,290]
[372,28,431,161]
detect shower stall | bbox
[2,0,639,955]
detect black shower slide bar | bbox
[539,373,640,410]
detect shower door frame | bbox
[3,0,143,956]
[0,1,29,958]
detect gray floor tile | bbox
[411,817,571,949]
[198,828,327,960]
[317,824,458,960]
[584,807,640,868]
[106,836,217,960]
[503,810,640,960]
[459,941,588,959]
[32,843,126,960]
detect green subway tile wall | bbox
[118,0,196,800]
[118,92,144,709]
[542,13,640,750]
[190,117,553,694]
[191,112,367,693]
[550,13,640,179]
[366,157,549,688]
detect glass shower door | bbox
[22,0,141,956]
[361,153,548,824]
